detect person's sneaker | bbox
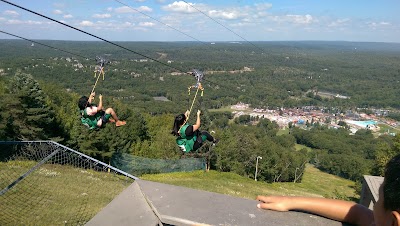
[212,138,219,146]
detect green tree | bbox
[5,71,63,141]
[373,134,400,176]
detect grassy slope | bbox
[141,164,357,201]
[0,161,131,225]
[0,160,357,224]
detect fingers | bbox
[197,110,201,115]
[256,195,291,212]
[257,202,276,210]
[256,195,272,203]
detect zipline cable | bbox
[0,30,107,105]
[0,30,91,60]
[182,0,265,53]
[113,0,208,45]
[0,0,189,75]
[0,1,246,102]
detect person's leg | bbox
[200,131,214,142]
[193,131,219,151]
[201,131,219,145]
[100,111,110,126]
[193,141,202,152]
[192,131,203,151]
[105,108,126,126]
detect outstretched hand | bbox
[89,92,95,102]
[197,110,201,116]
[256,196,292,211]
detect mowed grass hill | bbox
[0,160,130,225]
[141,164,357,201]
[1,160,356,224]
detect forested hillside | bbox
[0,40,399,183]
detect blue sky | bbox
[0,0,399,42]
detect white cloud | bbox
[27,20,44,25]
[230,22,248,27]
[53,10,63,15]
[134,0,146,2]
[114,5,152,13]
[328,18,350,27]
[286,14,314,24]
[0,17,5,21]
[3,10,19,17]
[107,7,113,12]
[162,1,199,13]
[269,14,316,25]
[255,3,272,11]
[115,6,136,13]
[162,1,270,24]
[93,13,111,19]
[139,21,155,27]
[7,19,43,25]
[137,6,153,12]
[123,22,133,27]
[6,19,22,24]
[63,14,73,19]
[367,21,391,29]
[208,10,241,20]
[159,15,182,28]
[79,20,94,26]
[156,0,166,3]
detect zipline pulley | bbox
[188,69,204,96]
[94,56,109,81]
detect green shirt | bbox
[176,124,197,153]
[80,108,102,130]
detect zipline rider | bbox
[78,92,126,129]
[172,110,218,153]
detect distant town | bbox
[231,103,399,136]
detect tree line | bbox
[1,40,400,183]
[0,71,309,182]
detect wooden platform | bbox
[360,175,384,210]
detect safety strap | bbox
[179,84,201,134]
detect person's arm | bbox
[88,92,95,104]
[97,94,103,111]
[256,196,374,226]
[192,110,201,132]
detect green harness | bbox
[80,108,102,130]
[176,124,197,153]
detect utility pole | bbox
[255,156,262,181]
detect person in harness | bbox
[171,110,218,153]
[78,92,126,129]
